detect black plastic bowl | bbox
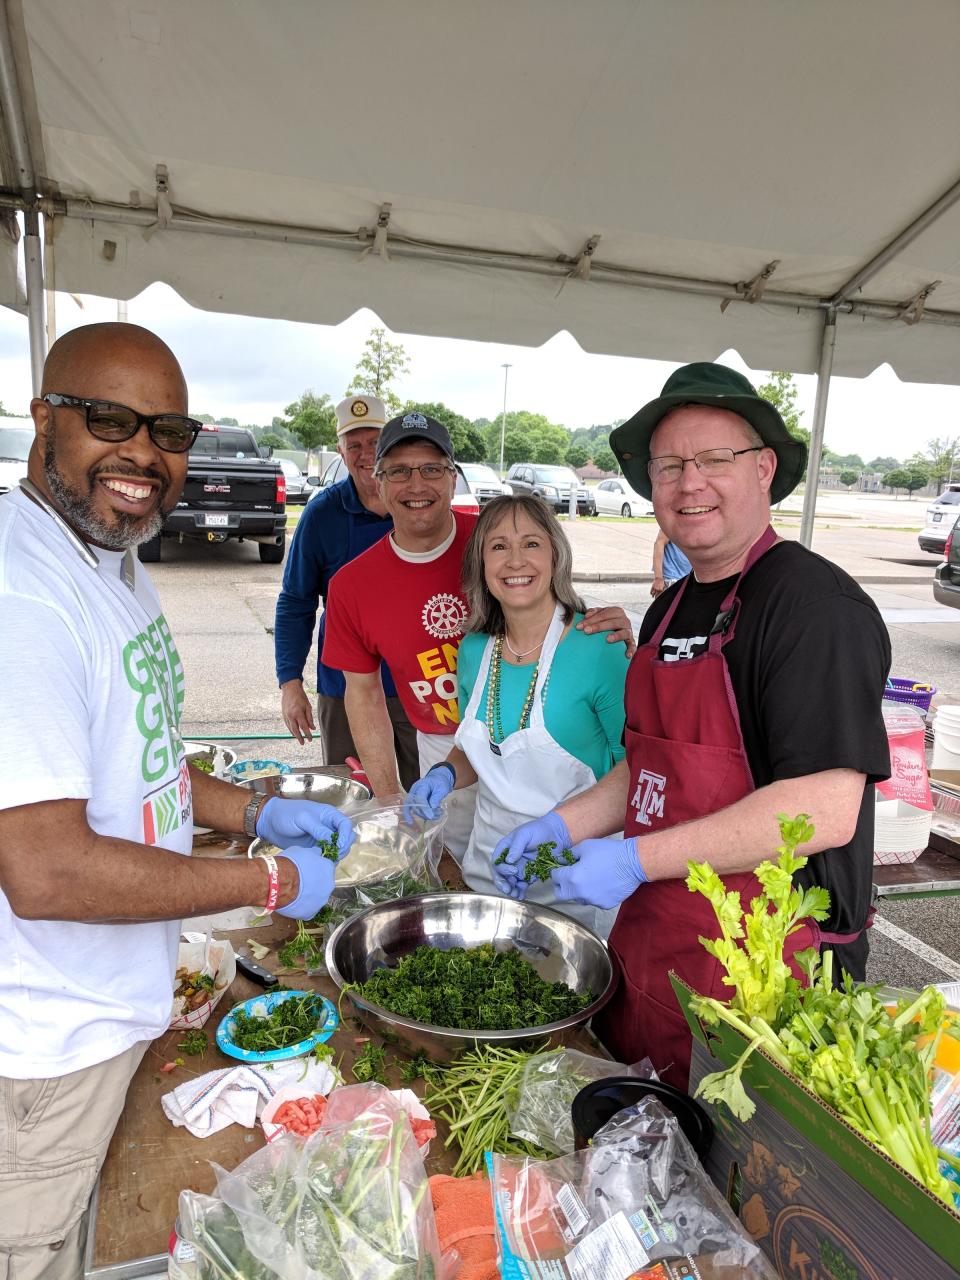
[571,1076,713,1159]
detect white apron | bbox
[417,728,477,863]
[456,606,615,938]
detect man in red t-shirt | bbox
[323,412,479,857]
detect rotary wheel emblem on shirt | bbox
[421,592,468,640]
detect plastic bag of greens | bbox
[180,1085,442,1280]
[490,1095,776,1280]
[506,1048,656,1156]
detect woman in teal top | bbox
[406,494,629,935]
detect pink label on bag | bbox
[877,727,933,810]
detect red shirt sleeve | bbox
[321,566,380,675]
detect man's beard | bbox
[43,433,168,551]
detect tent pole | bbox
[0,1,44,388]
[798,310,837,549]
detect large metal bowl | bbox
[249,812,435,891]
[325,893,615,1059]
[239,765,371,811]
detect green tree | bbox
[217,416,239,426]
[925,435,959,489]
[867,456,900,473]
[839,469,859,489]
[403,400,487,462]
[593,446,618,474]
[258,431,288,451]
[347,327,410,413]
[195,413,216,424]
[566,444,590,469]
[756,371,803,439]
[279,390,337,468]
[906,468,930,495]
[483,410,570,468]
[883,468,909,497]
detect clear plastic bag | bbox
[329,799,446,911]
[179,1084,442,1280]
[491,1096,776,1280]
[506,1048,656,1156]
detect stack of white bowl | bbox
[873,796,933,866]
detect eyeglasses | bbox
[647,446,763,485]
[375,462,454,483]
[44,393,202,454]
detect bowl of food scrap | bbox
[325,892,615,1060]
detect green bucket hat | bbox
[610,362,807,505]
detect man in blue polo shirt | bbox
[275,395,419,787]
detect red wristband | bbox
[257,853,280,911]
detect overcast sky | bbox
[0,282,956,462]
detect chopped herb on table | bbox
[177,1029,209,1056]
[352,1042,388,1084]
[355,942,592,1030]
[230,993,328,1053]
[191,756,215,774]
[495,840,576,884]
[277,920,324,971]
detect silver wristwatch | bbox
[242,794,267,839]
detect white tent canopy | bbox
[1,0,960,539]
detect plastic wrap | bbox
[179,1084,441,1280]
[506,1049,655,1156]
[490,1096,775,1280]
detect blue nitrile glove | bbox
[256,796,355,856]
[404,763,456,822]
[551,837,648,910]
[491,811,573,899]
[274,847,338,920]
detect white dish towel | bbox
[161,1060,338,1137]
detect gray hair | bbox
[462,494,586,635]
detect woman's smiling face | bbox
[483,506,555,613]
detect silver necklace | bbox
[504,627,549,660]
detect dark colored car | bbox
[139,425,286,564]
[933,513,960,609]
[505,463,597,515]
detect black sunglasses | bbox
[44,393,202,455]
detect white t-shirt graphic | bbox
[0,488,193,1078]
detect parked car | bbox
[277,457,312,504]
[458,462,511,505]
[314,455,479,516]
[140,424,286,564]
[918,483,960,554]
[0,420,32,497]
[593,476,653,518]
[504,463,597,515]
[933,513,960,609]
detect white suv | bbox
[918,484,960,554]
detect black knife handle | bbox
[236,955,278,987]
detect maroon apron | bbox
[595,526,862,1089]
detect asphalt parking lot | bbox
[154,504,960,996]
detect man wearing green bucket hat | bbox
[493,361,892,1088]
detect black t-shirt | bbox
[636,540,892,978]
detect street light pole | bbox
[498,363,512,476]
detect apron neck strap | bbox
[650,525,779,649]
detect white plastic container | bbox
[932,704,960,770]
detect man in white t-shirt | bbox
[0,323,355,1280]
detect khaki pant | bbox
[316,693,420,791]
[0,1041,147,1280]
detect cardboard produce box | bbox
[673,976,960,1278]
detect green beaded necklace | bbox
[485,634,543,753]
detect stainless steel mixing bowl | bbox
[240,766,371,811]
[249,812,435,891]
[183,740,239,776]
[325,892,615,1059]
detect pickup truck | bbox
[138,425,287,564]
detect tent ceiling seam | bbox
[6,189,960,330]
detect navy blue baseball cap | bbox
[375,411,455,465]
